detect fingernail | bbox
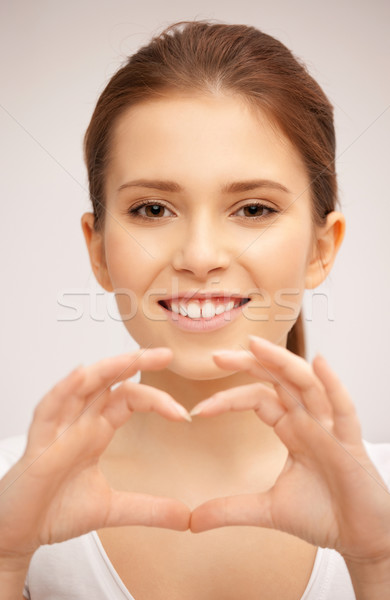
[314,352,327,363]
[190,397,214,416]
[172,403,192,422]
[212,350,237,357]
[249,335,273,347]
[145,347,172,355]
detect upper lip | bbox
[158,291,250,303]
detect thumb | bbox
[190,491,273,533]
[106,490,191,531]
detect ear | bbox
[305,211,346,289]
[80,212,114,292]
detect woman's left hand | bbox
[189,335,390,565]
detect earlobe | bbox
[80,212,114,292]
[305,211,346,289]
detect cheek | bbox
[245,223,311,279]
[242,225,312,320]
[103,226,162,312]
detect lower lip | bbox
[160,303,247,332]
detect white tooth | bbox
[214,304,225,315]
[201,301,216,319]
[179,303,188,317]
[171,301,180,314]
[224,300,235,312]
[187,301,201,319]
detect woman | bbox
[0,20,389,599]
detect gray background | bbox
[0,0,389,442]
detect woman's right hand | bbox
[0,347,191,561]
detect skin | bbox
[1,92,389,599]
[0,348,192,599]
[80,92,345,468]
[78,93,390,598]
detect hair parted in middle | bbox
[84,19,340,358]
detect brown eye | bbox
[243,205,266,217]
[128,202,175,220]
[143,204,165,217]
[235,203,276,219]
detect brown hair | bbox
[83,20,339,359]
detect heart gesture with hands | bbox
[1,337,390,582]
[189,335,390,569]
[0,348,191,560]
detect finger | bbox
[39,348,173,423]
[29,366,85,424]
[102,381,192,426]
[210,351,335,454]
[211,350,299,412]
[312,354,355,418]
[190,491,272,532]
[80,347,173,398]
[248,336,330,418]
[214,340,331,421]
[190,383,286,427]
[81,348,176,418]
[312,354,361,442]
[106,490,190,531]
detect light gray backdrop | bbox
[1,0,389,442]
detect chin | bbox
[168,355,236,381]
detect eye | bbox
[128,201,175,220]
[234,202,277,220]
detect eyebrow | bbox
[117,178,291,195]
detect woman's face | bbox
[87,93,322,380]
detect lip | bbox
[158,290,247,303]
[159,300,249,332]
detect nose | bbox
[171,214,231,279]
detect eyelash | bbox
[127,200,278,221]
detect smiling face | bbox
[82,92,342,380]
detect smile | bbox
[158,295,250,332]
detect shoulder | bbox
[0,434,27,478]
[363,439,390,488]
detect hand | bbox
[189,336,390,564]
[0,348,191,559]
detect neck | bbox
[107,367,284,471]
[142,365,262,410]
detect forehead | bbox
[106,93,309,194]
